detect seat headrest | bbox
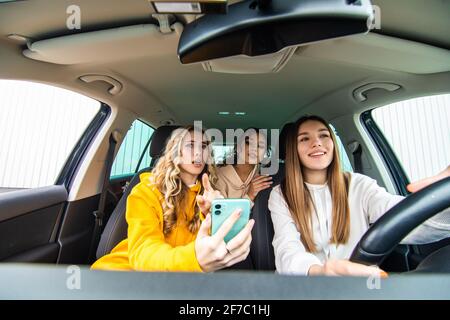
[279,122,294,161]
[149,125,181,158]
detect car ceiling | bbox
[0,0,449,130]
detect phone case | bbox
[211,198,251,243]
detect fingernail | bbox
[380,271,388,278]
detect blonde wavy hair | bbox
[150,126,218,235]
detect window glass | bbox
[372,94,450,182]
[110,120,155,178]
[0,80,100,192]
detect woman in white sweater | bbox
[269,115,450,277]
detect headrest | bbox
[149,125,181,158]
[279,122,294,161]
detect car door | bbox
[364,93,450,270]
[0,80,107,264]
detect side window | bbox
[212,144,234,164]
[110,119,154,179]
[330,124,353,172]
[0,80,100,192]
[372,94,450,182]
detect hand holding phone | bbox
[211,198,251,243]
[195,207,254,272]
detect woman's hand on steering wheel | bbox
[407,165,450,193]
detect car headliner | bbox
[0,0,449,130]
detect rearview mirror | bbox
[178,0,374,64]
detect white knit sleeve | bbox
[269,186,322,275]
[356,173,450,244]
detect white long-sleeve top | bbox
[269,173,450,275]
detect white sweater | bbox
[269,173,450,275]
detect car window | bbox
[372,94,450,182]
[0,80,100,192]
[110,119,155,179]
[212,144,234,164]
[330,124,353,173]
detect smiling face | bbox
[297,120,334,175]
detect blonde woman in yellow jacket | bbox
[92,126,255,272]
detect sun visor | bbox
[23,23,183,65]
[297,33,450,74]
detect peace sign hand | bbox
[196,173,224,216]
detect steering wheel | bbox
[350,177,450,267]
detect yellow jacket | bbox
[91,172,203,272]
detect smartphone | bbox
[211,198,251,243]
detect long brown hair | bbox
[151,126,217,235]
[280,115,350,253]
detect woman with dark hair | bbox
[215,128,273,205]
[269,115,450,276]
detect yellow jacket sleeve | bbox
[126,183,203,272]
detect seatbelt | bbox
[348,141,363,173]
[88,133,118,262]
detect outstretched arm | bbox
[407,165,450,193]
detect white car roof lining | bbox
[0,0,449,131]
